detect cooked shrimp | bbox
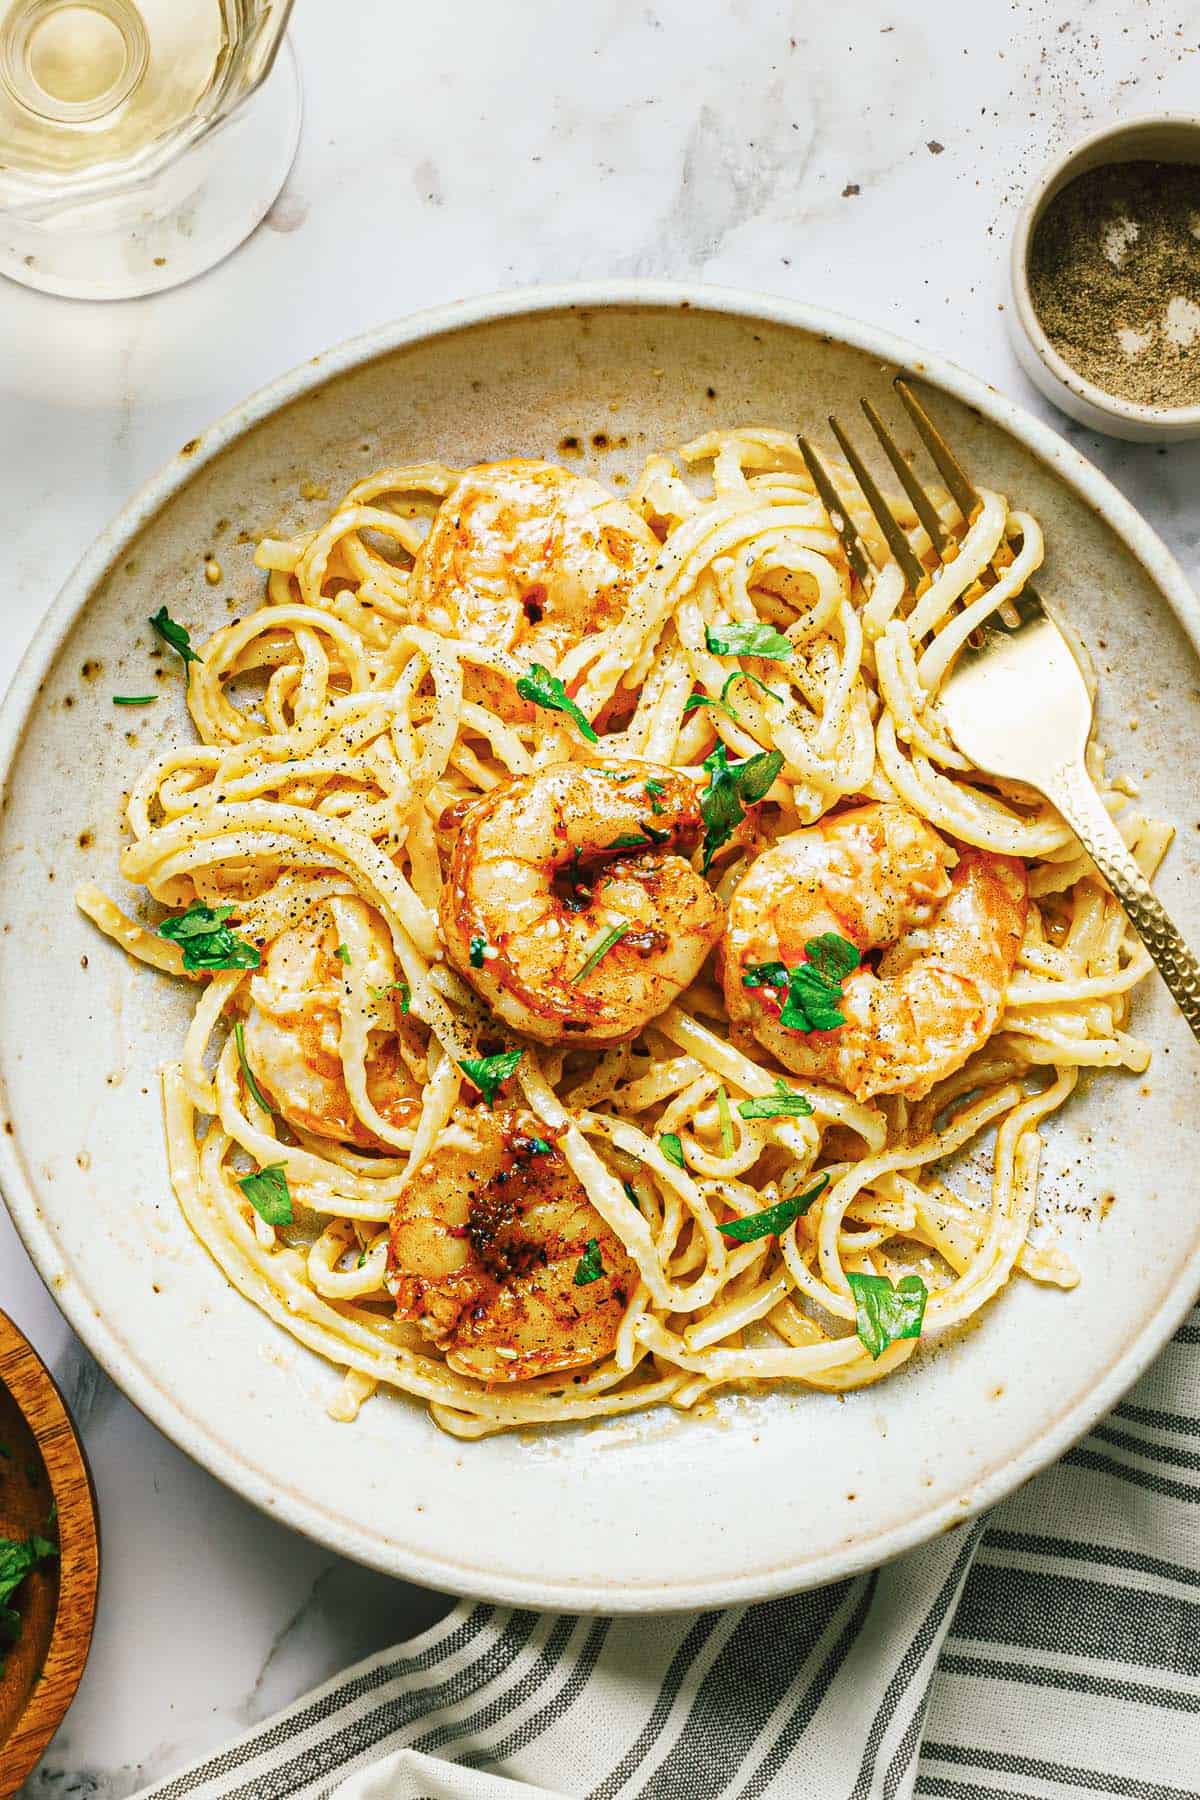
[409,460,658,715]
[387,1107,636,1381]
[241,908,421,1149]
[440,759,725,1045]
[723,802,1027,1102]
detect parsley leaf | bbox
[805,932,861,983]
[157,900,260,971]
[460,1049,524,1105]
[847,1271,928,1360]
[644,778,666,814]
[608,833,649,849]
[699,743,783,872]
[233,1019,272,1113]
[716,1084,734,1156]
[685,670,782,725]
[237,1163,293,1226]
[526,1137,552,1155]
[515,663,598,742]
[0,1531,58,1662]
[334,943,350,966]
[571,921,630,982]
[717,1174,829,1242]
[0,1534,57,1610]
[659,1131,685,1169]
[573,1238,604,1285]
[778,934,861,1033]
[737,1079,815,1120]
[112,694,157,706]
[742,934,861,1034]
[149,606,202,668]
[705,622,794,660]
[469,936,489,968]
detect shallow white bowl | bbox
[1009,114,1200,442]
[2,285,1199,1611]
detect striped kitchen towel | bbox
[136,1303,1200,1800]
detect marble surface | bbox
[1,0,1199,1791]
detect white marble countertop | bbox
[2,0,1199,1791]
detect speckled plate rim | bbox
[2,281,1199,1612]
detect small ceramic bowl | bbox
[1009,114,1200,442]
[0,1314,99,1798]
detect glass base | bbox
[0,36,301,301]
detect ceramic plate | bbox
[2,286,1198,1611]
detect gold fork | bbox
[798,380,1200,1043]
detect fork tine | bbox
[827,414,926,592]
[859,399,948,556]
[797,434,875,587]
[894,379,978,522]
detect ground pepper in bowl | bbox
[1028,160,1200,409]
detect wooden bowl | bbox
[0,1314,98,1799]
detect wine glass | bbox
[0,0,301,300]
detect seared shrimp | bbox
[723,802,1027,1102]
[241,909,421,1149]
[387,1107,635,1381]
[440,760,724,1045]
[409,460,658,715]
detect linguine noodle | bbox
[78,428,1168,1439]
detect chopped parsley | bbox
[685,669,782,725]
[526,1136,552,1155]
[717,1174,829,1243]
[157,900,261,971]
[112,694,157,706]
[644,778,666,814]
[743,959,790,990]
[659,1131,686,1169]
[0,1532,58,1671]
[608,833,649,850]
[622,1179,642,1211]
[743,933,861,1033]
[573,1238,604,1286]
[334,943,351,966]
[571,922,629,983]
[237,1163,293,1226]
[847,1270,929,1361]
[716,1084,734,1157]
[699,743,783,872]
[737,1079,815,1121]
[233,1019,272,1113]
[705,622,794,660]
[469,935,489,968]
[459,1049,524,1105]
[149,606,202,669]
[515,663,598,742]
[369,980,410,1013]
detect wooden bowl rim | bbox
[0,1312,99,1799]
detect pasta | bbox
[77,429,1168,1439]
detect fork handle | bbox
[1044,759,1200,1043]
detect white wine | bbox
[0,0,295,299]
[0,0,272,178]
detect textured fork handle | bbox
[1045,759,1200,1042]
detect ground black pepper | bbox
[1027,159,1200,408]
